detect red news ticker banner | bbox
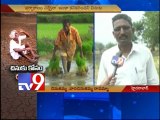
[122,86,160,92]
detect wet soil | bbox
[38,57,94,86]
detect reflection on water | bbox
[38,58,93,86]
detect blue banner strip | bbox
[1,0,160,11]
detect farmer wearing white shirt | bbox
[97,14,159,85]
[9,29,38,63]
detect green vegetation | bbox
[133,12,159,51]
[82,40,93,57]
[76,53,88,76]
[143,12,159,51]
[45,56,62,76]
[80,31,93,58]
[37,23,91,40]
[37,23,61,40]
[38,13,93,77]
[37,13,93,23]
[37,38,53,56]
[37,23,93,57]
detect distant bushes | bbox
[37,13,93,23]
[106,42,116,49]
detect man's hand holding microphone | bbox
[100,52,124,86]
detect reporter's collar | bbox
[116,43,139,54]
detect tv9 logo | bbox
[111,56,124,66]
[18,73,45,91]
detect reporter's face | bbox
[112,19,134,45]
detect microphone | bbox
[111,52,123,77]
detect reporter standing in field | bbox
[97,14,159,86]
[52,19,83,74]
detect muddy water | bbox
[38,58,94,86]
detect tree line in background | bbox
[133,12,159,52]
[37,13,93,23]
[96,12,159,53]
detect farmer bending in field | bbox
[9,29,39,63]
[52,19,83,73]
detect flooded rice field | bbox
[38,58,94,86]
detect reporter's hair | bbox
[112,14,132,27]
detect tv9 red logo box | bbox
[18,73,45,91]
